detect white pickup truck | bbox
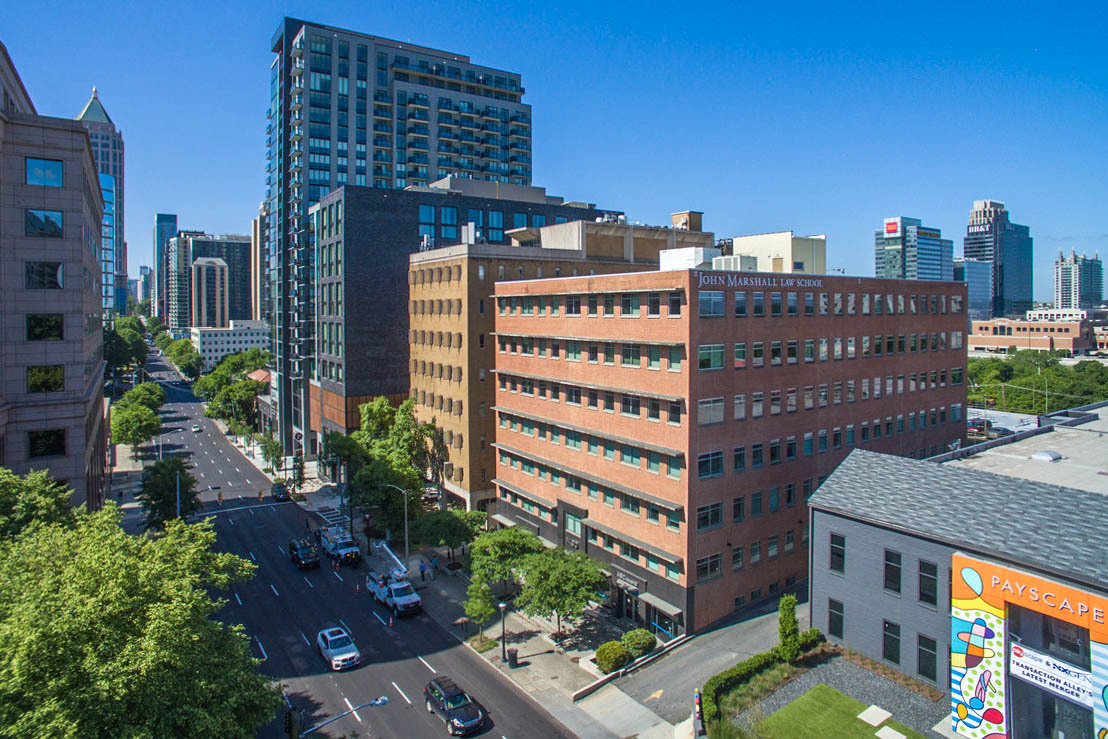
[319,526,361,566]
[369,568,422,616]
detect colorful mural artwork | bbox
[951,553,1108,739]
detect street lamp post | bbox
[499,601,508,663]
[382,483,410,568]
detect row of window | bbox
[697,373,964,426]
[700,332,963,371]
[498,409,682,480]
[410,330,463,350]
[498,291,683,318]
[497,373,683,425]
[410,298,462,317]
[415,390,464,420]
[696,406,962,480]
[826,600,941,683]
[695,526,807,582]
[496,448,683,528]
[827,535,940,607]
[699,289,964,318]
[418,206,547,243]
[696,479,821,532]
[498,335,683,372]
[412,361,463,383]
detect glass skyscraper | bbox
[874,217,954,281]
[153,213,177,319]
[77,87,125,318]
[98,173,116,317]
[265,17,532,453]
[964,200,1033,317]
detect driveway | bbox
[618,595,810,724]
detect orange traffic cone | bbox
[388,615,394,628]
[355,583,360,593]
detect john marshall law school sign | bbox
[695,271,825,290]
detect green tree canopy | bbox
[102,329,130,371]
[464,579,497,628]
[111,404,161,458]
[470,526,544,596]
[259,431,283,472]
[114,315,144,336]
[118,382,167,413]
[0,469,74,542]
[967,352,1108,414]
[194,347,270,403]
[136,457,199,529]
[208,379,266,426]
[118,328,147,368]
[153,332,173,353]
[0,507,280,736]
[167,339,202,380]
[515,548,605,633]
[145,315,165,335]
[413,510,475,554]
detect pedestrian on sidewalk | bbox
[431,555,439,578]
[419,559,427,581]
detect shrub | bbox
[775,594,800,664]
[797,627,823,651]
[701,651,779,724]
[621,628,657,659]
[595,640,632,674]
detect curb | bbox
[572,632,696,702]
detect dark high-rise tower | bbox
[265,17,532,453]
[963,200,1033,316]
[153,213,177,319]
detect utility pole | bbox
[176,470,180,518]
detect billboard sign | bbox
[1009,643,1096,709]
[884,218,900,238]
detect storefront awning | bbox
[638,591,683,618]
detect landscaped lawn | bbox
[758,683,926,739]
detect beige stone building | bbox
[408,212,714,510]
[716,231,827,275]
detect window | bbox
[698,344,724,370]
[699,291,724,317]
[751,491,763,515]
[28,429,65,457]
[751,393,763,418]
[26,158,63,187]
[565,295,581,315]
[828,599,844,639]
[804,292,815,315]
[697,451,723,478]
[26,314,63,341]
[696,503,722,530]
[919,560,938,606]
[27,365,64,393]
[752,342,764,368]
[696,553,722,582]
[620,395,640,417]
[884,550,902,593]
[731,546,744,570]
[733,342,747,369]
[647,346,661,369]
[698,397,724,425]
[25,209,63,238]
[621,343,640,366]
[752,292,765,316]
[882,621,901,664]
[603,294,615,316]
[749,540,761,565]
[669,346,682,372]
[734,291,747,316]
[733,394,746,421]
[25,261,63,289]
[770,291,782,316]
[668,291,682,316]
[732,495,745,520]
[648,292,661,316]
[787,292,798,316]
[785,530,795,552]
[829,533,845,573]
[918,635,937,681]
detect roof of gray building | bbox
[76,87,113,125]
[809,448,1108,589]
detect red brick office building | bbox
[491,269,968,635]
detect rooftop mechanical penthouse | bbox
[491,269,968,634]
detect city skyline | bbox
[5,1,1107,300]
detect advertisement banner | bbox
[1008,643,1096,709]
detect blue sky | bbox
[7,1,1107,300]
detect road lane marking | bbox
[270,584,279,597]
[278,545,285,554]
[343,697,362,723]
[303,576,314,588]
[283,692,291,708]
[339,618,352,635]
[199,472,205,478]
[234,593,242,606]
[300,631,310,647]
[255,637,268,660]
[373,612,388,626]
[249,551,256,561]
[391,682,411,705]
[235,467,241,473]
[418,656,436,673]
[333,570,344,582]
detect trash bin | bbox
[507,648,518,668]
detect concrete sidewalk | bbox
[297,487,677,739]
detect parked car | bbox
[289,538,320,569]
[316,627,360,671]
[424,676,485,735]
[271,482,290,501]
[990,426,1015,438]
[190,423,202,432]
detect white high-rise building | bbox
[1054,251,1103,310]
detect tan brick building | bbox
[492,269,968,634]
[408,214,714,510]
[968,318,1096,355]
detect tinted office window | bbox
[26,314,63,341]
[828,598,844,638]
[918,635,937,681]
[919,560,938,606]
[27,365,64,393]
[26,157,63,187]
[883,621,901,664]
[829,533,845,572]
[884,550,902,593]
[28,429,66,457]
[25,209,63,238]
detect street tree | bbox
[145,315,165,335]
[102,329,130,371]
[118,328,146,367]
[0,469,74,541]
[110,404,161,460]
[469,526,544,597]
[516,548,606,634]
[0,507,281,737]
[290,454,305,492]
[208,378,266,426]
[154,332,173,353]
[259,431,283,474]
[464,579,497,633]
[136,457,199,529]
[168,339,202,380]
[118,382,166,413]
[349,456,421,536]
[413,510,474,560]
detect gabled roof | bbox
[77,86,113,125]
[809,448,1108,591]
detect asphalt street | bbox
[141,350,572,738]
